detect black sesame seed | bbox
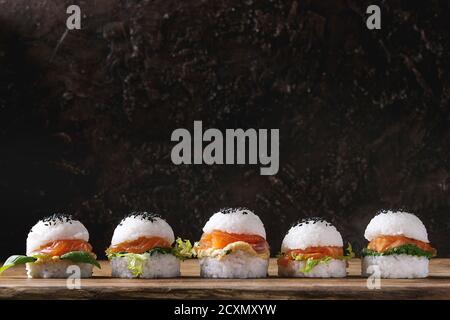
[41,213,74,226]
[120,211,159,225]
[220,207,251,214]
[293,217,331,228]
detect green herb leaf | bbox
[0,255,37,274]
[172,238,195,260]
[361,244,435,259]
[148,247,173,256]
[60,251,101,268]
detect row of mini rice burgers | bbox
[0,208,437,279]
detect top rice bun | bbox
[364,210,429,243]
[26,214,89,255]
[281,219,343,251]
[202,208,266,238]
[111,212,175,246]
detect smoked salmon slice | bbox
[108,236,171,254]
[198,230,269,253]
[35,239,93,257]
[368,235,436,255]
[277,246,343,266]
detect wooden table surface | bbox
[0,259,449,299]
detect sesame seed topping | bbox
[294,217,332,227]
[40,213,75,226]
[220,207,251,215]
[119,211,159,225]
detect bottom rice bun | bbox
[361,210,437,278]
[26,260,94,279]
[194,208,270,278]
[278,218,351,278]
[0,214,99,278]
[106,212,191,278]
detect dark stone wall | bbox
[0,0,449,258]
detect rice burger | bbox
[278,218,352,278]
[362,210,437,278]
[0,214,99,278]
[194,208,270,278]
[106,212,192,278]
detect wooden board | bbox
[0,259,449,299]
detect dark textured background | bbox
[0,0,449,258]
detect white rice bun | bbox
[199,251,268,278]
[362,255,429,278]
[202,208,266,238]
[278,259,347,278]
[26,261,93,279]
[26,216,89,255]
[111,213,175,246]
[110,253,180,278]
[281,219,343,251]
[364,210,429,243]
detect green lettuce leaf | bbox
[107,250,127,260]
[0,255,37,274]
[60,251,101,268]
[126,253,148,277]
[172,238,195,260]
[361,244,434,259]
[337,243,355,261]
[299,256,332,274]
[107,252,149,276]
